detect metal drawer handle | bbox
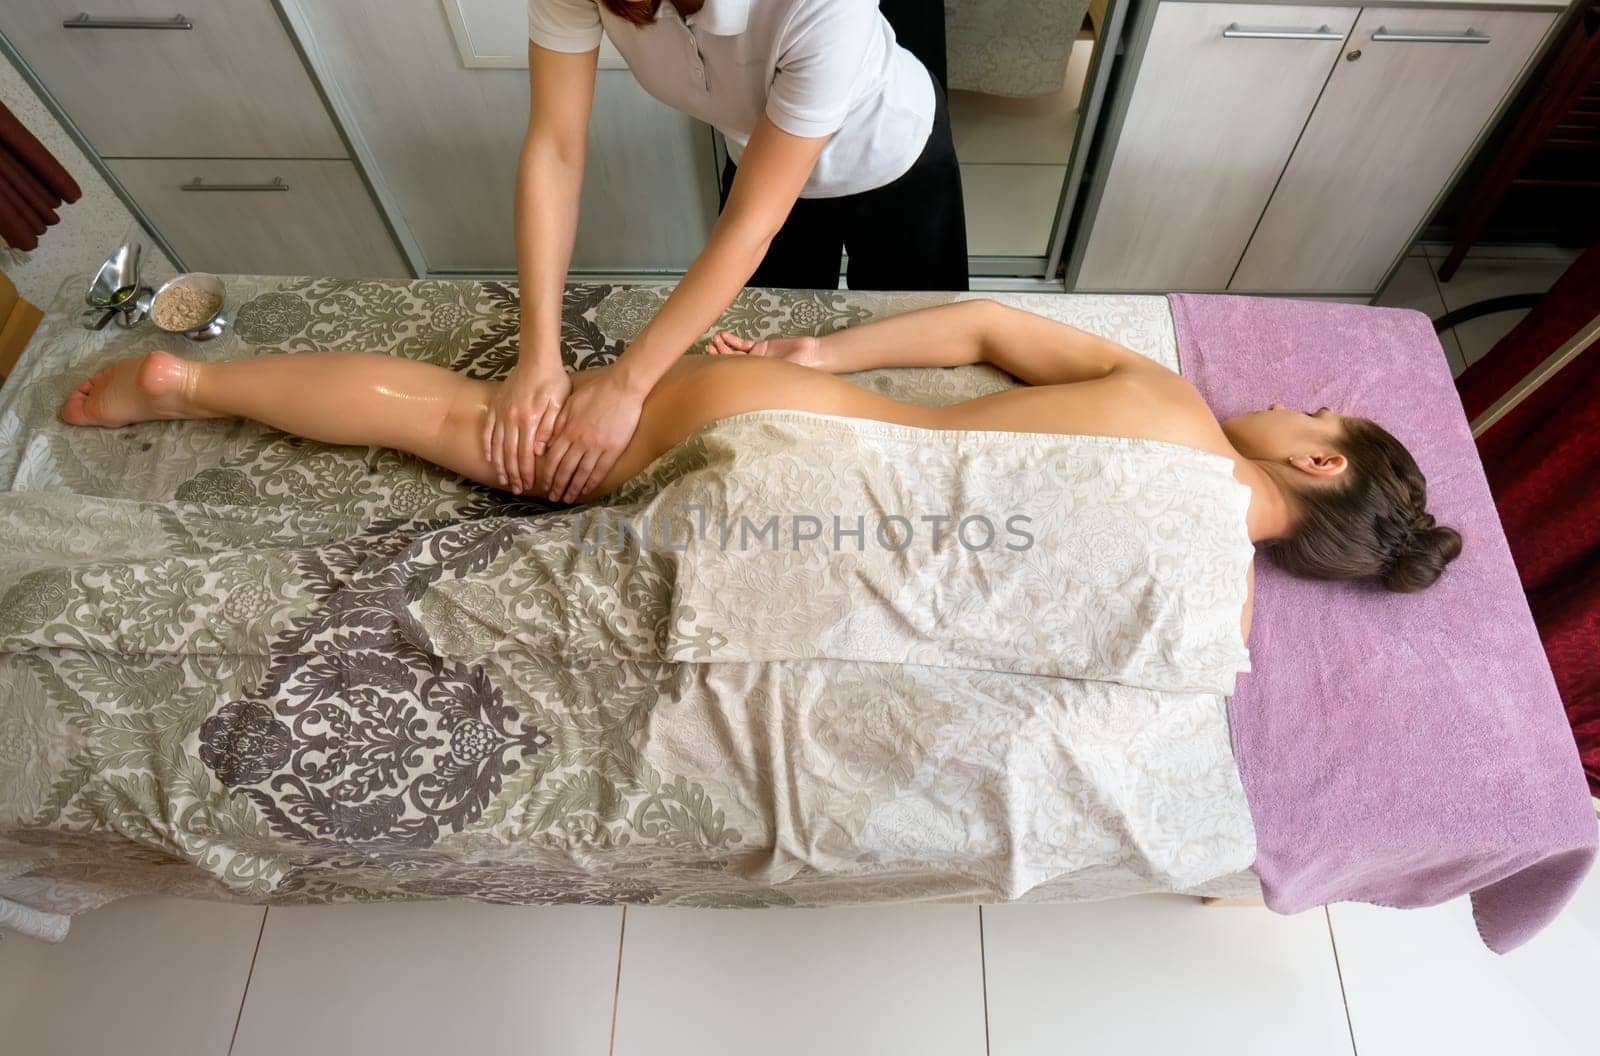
[1371,26,1491,44]
[1222,23,1345,41]
[62,14,193,30]
[181,177,290,192]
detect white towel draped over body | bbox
[657,411,1255,695]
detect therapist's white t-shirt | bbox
[528,0,935,198]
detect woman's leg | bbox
[61,349,506,489]
[60,349,941,501]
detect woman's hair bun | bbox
[1262,416,1465,591]
[1381,513,1464,593]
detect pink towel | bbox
[1169,293,1596,953]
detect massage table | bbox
[0,274,1591,950]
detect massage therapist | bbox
[487,0,967,502]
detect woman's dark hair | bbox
[1269,417,1463,593]
[600,0,664,25]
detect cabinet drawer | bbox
[1232,7,1556,293]
[106,159,408,277]
[0,0,344,158]
[1075,2,1356,291]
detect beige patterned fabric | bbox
[0,276,1259,941]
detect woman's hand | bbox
[483,359,571,495]
[707,331,823,368]
[539,364,646,503]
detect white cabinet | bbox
[1232,6,1557,291]
[1075,3,1358,290]
[287,0,719,275]
[1,0,344,158]
[1071,0,1559,295]
[107,159,409,277]
[0,1,409,278]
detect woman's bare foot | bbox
[58,350,201,428]
[706,331,823,369]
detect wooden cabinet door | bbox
[1074,2,1355,291]
[290,0,719,275]
[1232,7,1556,294]
[108,159,410,278]
[0,0,345,158]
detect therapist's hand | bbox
[540,364,646,503]
[483,359,571,495]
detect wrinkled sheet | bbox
[1171,292,1597,952]
[0,277,1261,940]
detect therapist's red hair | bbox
[601,0,664,25]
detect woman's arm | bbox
[1242,560,1256,644]
[712,300,1175,385]
[517,41,596,371]
[537,114,829,502]
[484,41,598,495]
[626,116,830,391]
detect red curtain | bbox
[1456,242,1600,796]
[0,100,81,252]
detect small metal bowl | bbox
[147,272,228,341]
[85,241,142,309]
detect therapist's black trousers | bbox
[720,82,966,292]
[718,81,969,293]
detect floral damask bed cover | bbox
[0,277,1261,941]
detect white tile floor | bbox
[1374,243,1577,378]
[950,39,1095,260]
[959,163,1069,257]
[3,854,1598,1055]
[229,902,622,1055]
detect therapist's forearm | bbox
[609,216,774,393]
[514,135,585,370]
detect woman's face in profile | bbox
[1222,404,1348,467]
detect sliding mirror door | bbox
[944,0,1127,279]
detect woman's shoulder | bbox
[1099,367,1237,460]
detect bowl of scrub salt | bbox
[149,272,227,341]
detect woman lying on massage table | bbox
[59,299,1462,624]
